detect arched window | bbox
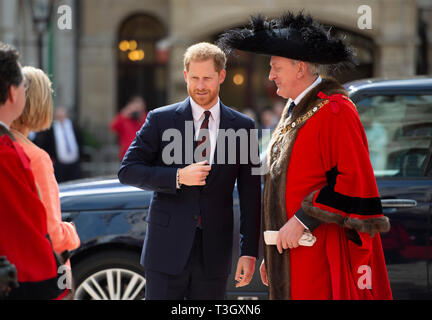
[117,14,167,111]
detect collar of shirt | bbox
[293,75,322,106]
[190,97,221,123]
[0,120,10,130]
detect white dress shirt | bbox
[190,97,220,165]
[53,118,79,164]
[293,76,322,105]
[0,120,9,130]
[287,76,323,121]
[176,98,221,189]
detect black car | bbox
[61,77,432,300]
[347,77,432,299]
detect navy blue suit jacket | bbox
[118,97,261,277]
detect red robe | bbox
[286,92,392,299]
[262,79,392,300]
[0,132,68,299]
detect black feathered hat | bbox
[217,11,357,69]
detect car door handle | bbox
[381,199,417,208]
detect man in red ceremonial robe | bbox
[218,12,393,299]
[0,42,68,299]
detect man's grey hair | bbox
[306,62,321,76]
[292,59,322,77]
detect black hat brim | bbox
[217,12,357,68]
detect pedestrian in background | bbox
[111,95,148,160]
[34,106,83,182]
[11,66,80,268]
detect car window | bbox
[357,95,432,178]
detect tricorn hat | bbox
[217,11,357,69]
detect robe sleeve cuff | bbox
[301,190,391,237]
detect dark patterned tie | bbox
[196,111,211,160]
[286,101,296,119]
[196,111,211,228]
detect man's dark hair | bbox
[0,42,23,105]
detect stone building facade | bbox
[1,0,431,174]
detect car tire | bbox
[72,250,146,300]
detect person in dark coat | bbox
[34,106,82,182]
[118,42,261,300]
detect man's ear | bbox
[183,69,188,83]
[219,69,226,84]
[297,61,306,79]
[8,84,18,104]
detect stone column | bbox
[0,0,18,45]
[168,0,196,103]
[417,0,432,74]
[374,0,417,77]
[53,0,77,118]
[79,33,117,143]
[0,0,39,69]
[425,9,432,74]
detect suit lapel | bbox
[174,97,195,165]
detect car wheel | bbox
[72,250,146,300]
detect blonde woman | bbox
[11,66,80,262]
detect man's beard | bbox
[189,88,218,108]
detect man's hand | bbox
[259,259,268,286]
[235,256,255,288]
[276,217,305,254]
[178,161,211,186]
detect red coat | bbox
[285,92,392,299]
[111,113,147,159]
[0,133,68,299]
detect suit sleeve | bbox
[118,110,177,194]
[295,207,322,231]
[236,119,261,258]
[300,96,390,236]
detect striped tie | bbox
[196,111,211,160]
[196,111,211,228]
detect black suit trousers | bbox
[145,228,228,300]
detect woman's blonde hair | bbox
[183,42,227,72]
[11,66,53,132]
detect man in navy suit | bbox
[118,42,261,299]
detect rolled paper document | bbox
[264,230,316,247]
